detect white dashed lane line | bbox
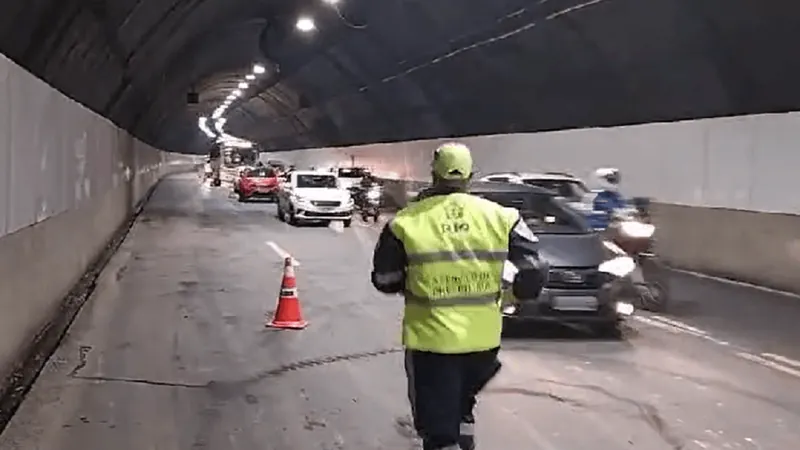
[266,241,300,266]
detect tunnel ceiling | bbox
[0,0,798,154]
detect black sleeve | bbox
[507,218,543,269]
[506,218,550,299]
[371,222,407,294]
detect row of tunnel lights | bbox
[197,63,267,148]
[197,0,344,147]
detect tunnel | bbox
[1,0,800,448]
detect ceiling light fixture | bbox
[238,82,249,89]
[253,64,266,74]
[246,74,255,80]
[296,16,316,32]
[232,89,242,96]
[197,117,216,138]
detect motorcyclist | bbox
[590,167,628,230]
[351,173,381,217]
[359,173,378,189]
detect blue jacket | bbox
[589,190,627,230]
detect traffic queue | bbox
[201,146,667,322]
[202,152,385,226]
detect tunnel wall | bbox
[0,54,192,389]
[266,113,800,293]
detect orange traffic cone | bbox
[267,257,308,329]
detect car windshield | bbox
[297,174,338,188]
[474,191,591,234]
[246,168,275,178]
[338,168,370,178]
[521,179,589,202]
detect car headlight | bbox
[599,256,636,278]
[619,221,655,238]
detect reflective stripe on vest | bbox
[391,192,519,353]
[406,250,508,265]
[404,292,499,306]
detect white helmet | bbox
[594,167,621,191]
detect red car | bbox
[236,167,280,202]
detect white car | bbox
[478,172,595,213]
[276,170,354,226]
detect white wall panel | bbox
[37,78,67,222]
[0,52,176,240]
[749,114,800,213]
[268,112,800,214]
[6,65,45,234]
[702,116,754,210]
[0,60,9,236]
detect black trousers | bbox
[405,347,501,450]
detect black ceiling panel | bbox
[0,0,797,154]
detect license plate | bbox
[552,295,598,311]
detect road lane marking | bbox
[648,315,710,337]
[671,268,800,299]
[633,315,730,346]
[735,352,800,379]
[760,353,800,369]
[266,241,300,266]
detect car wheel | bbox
[595,321,624,339]
[288,208,298,226]
[238,192,247,202]
[343,219,352,228]
[277,206,285,221]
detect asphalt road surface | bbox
[2,173,799,450]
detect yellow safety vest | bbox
[390,192,519,353]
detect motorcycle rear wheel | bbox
[637,283,669,312]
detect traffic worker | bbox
[371,142,548,450]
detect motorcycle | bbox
[349,185,382,222]
[605,198,670,311]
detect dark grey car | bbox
[470,182,636,333]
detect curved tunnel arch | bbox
[0,0,797,153]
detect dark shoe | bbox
[458,435,475,450]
